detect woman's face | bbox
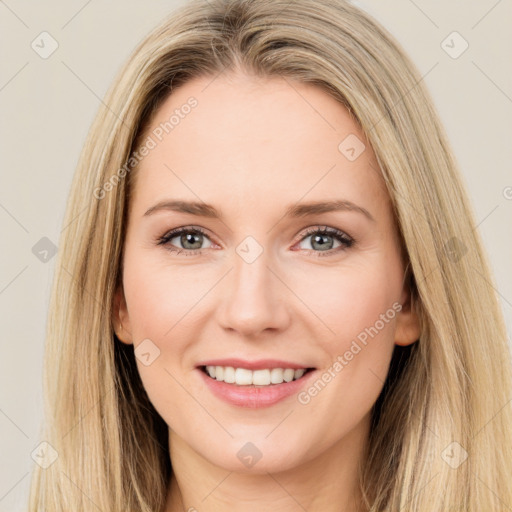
[113,71,420,474]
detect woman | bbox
[28,0,512,510]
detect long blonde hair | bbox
[29,0,512,510]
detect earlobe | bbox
[394,284,421,347]
[112,286,134,345]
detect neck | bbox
[164,413,370,512]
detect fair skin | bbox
[113,70,420,512]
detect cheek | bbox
[122,257,199,425]
[294,258,402,345]
[121,254,215,414]
[122,254,206,340]
[294,254,402,403]
[293,255,403,426]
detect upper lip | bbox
[196,358,314,371]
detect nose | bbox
[216,248,291,338]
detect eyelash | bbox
[156,225,355,257]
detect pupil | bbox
[312,234,333,251]
[182,232,202,250]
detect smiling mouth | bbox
[200,365,315,386]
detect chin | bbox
[195,435,313,474]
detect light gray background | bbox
[1,0,511,509]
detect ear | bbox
[394,278,421,347]
[112,285,134,345]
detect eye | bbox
[156,225,355,257]
[294,226,355,256]
[156,226,214,255]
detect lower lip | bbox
[197,368,316,408]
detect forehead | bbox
[130,72,389,220]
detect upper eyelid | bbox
[300,225,352,238]
[159,225,212,243]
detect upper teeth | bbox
[205,366,307,386]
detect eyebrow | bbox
[143,199,375,222]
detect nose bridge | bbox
[216,237,289,335]
[233,241,271,298]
